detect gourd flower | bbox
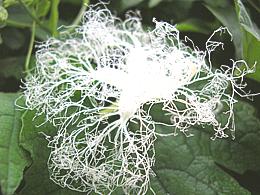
[22,4,257,195]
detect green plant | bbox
[0,0,260,195]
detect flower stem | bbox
[25,21,36,73]
[49,0,60,37]
[67,0,89,33]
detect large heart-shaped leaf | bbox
[19,100,260,194]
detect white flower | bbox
[22,3,257,195]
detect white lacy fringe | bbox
[21,3,257,195]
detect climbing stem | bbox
[6,19,31,28]
[17,0,51,33]
[25,21,36,73]
[49,0,60,37]
[67,0,89,33]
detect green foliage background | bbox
[0,0,260,194]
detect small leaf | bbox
[0,93,30,195]
[36,0,51,18]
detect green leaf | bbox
[235,0,260,40]
[35,26,51,40]
[205,3,243,58]
[3,0,17,7]
[19,111,85,195]
[206,0,260,81]
[151,157,249,194]
[235,0,260,81]
[3,0,34,7]
[203,0,229,7]
[19,100,259,194]
[0,93,30,195]
[176,19,217,34]
[36,0,50,18]
[6,6,32,27]
[150,101,260,194]
[242,30,260,81]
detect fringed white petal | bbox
[22,3,258,194]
